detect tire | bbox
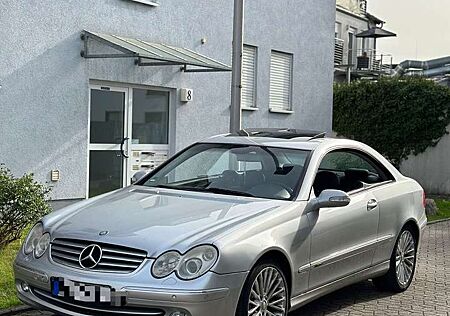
[372,227,417,292]
[236,260,289,316]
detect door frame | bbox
[86,81,175,198]
[87,84,130,198]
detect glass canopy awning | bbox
[81,30,231,73]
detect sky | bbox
[368,0,450,63]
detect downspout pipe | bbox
[392,56,450,77]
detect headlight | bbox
[23,222,51,258]
[24,223,44,255]
[151,245,218,280]
[34,233,51,258]
[151,251,181,278]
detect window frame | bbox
[312,148,396,197]
[269,50,294,113]
[242,44,258,110]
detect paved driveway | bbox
[14,221,450,316]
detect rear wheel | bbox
[236,261,288,316]
[373,227,417,292]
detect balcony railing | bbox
[334,38,345,65]
[334,44,394,76]
[350,49,394,74]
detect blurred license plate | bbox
[51,277,126,306]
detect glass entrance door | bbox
[127,89,170,183]
[88,86,129,197]
[88,85,171,198]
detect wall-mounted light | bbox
[50,170,60,182]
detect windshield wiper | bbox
[151,185,255,197]
[198,187,256,197]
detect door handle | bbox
[120,137,130,158]
[367,199,378,211]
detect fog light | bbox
[21,282,29,292]
[170,312,186,316]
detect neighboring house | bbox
[334,0,394,82]
[0,0,335,202]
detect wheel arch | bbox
[401,218,421,243]
[251,248,293,299]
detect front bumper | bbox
[14,253,247,316]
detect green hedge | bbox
[0,166,51,249]
[333,77,450,167]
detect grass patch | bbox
[428,198,450,222]
[0,237,24,309]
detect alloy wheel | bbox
[248,267,287,316]
[395,230,416,287]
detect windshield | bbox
[140,143,311,200]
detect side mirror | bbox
[131,170,149,184]
[305,189,351,213]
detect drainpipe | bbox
[392,56,450,77]
[230,0,245,133]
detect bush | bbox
[334,77,450,167]
[0,165,51,249]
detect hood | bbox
[45,187,288,257]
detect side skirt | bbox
[290,260,390,311]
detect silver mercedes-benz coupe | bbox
[15,129,427,316]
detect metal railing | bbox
[351,49,393,74]
[334,44,394,75]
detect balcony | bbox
[334,43,394,78]
[352,49,393,75]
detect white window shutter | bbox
[269,51,293,111]
[242,45,257,108]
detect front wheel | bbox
[373,227,417,292]
[236,261,289,316]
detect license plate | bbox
[51,277,126,306]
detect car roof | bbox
[201,132,364,152]
[197,129,403,201]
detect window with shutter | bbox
[269,51,293,112]
[242,45,257,109]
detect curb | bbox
[0,305,31,316]
[427,217,450,225]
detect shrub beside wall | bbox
[333,77,450,167]
[0,165,51,249]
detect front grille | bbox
[51,238,147,274]
[32,287,165,315]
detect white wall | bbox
[401,131,450,195]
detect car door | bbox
[306,150,381,289]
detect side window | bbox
[319,151,376,173]
[314,150,391,195]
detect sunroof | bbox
[230,128,326,140]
